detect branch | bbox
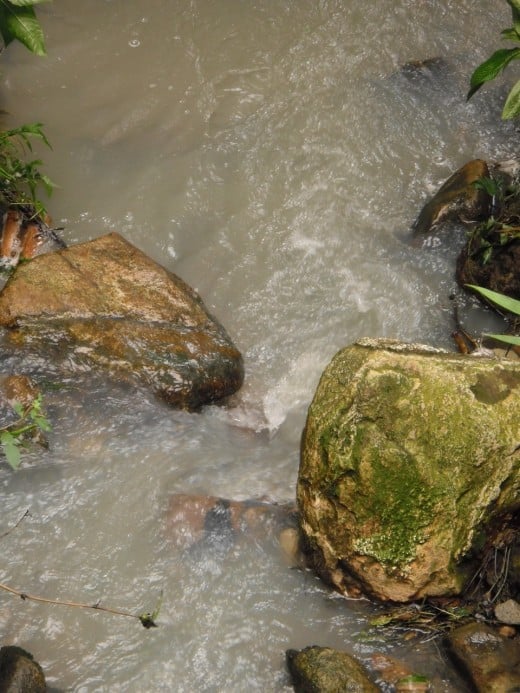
[0,580,160,628]
[0,508,30,539]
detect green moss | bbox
[351,430,444,568]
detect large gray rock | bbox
[297,339,520,602]
[0,232,243,409]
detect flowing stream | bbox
[0,2,517,690]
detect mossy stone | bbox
[297,339,520,602]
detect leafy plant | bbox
[0,123,54,217]
[467,176,520,265]
[466,284,520,346]
[0,393,51,469]
[467,0,520,118]
[0,0,50,56]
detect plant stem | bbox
[0,580,142,622]
[0,509,29,539]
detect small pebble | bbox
[495,599,520,625]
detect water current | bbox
[0,1,517,690]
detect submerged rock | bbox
[165,493,299,563]
[0,646,46,693]
[0,232,243,409]
[286,646,379,692]
[0,375,40,428]
[446,622,520,692]
[297,338,520,602]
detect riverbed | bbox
[0,1,516,690]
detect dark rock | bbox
[297,338,520,602]
[397,57,450,82]
[286,646,379,692]
[412,159,490,237]
[0,646,46,692]
[0,232,243,410]
[446,622,520,692]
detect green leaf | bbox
[484,333,520,346]
[12,402,24,417]
[138,590,163,629]
[507,0,520,32]
[501,27,520,41]
[33,414,51,432]
[466,284,520,315]
[502,78,520,118]
[8,1,51,6]
[481,246,493,265]
[472,176,501,197]
[1,431,21,469]
[467,48,520,99]
[17,123,52,148]
[0,3,46,55]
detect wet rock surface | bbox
[0,232,244,409]
[0,646,46,693]
[297,338,520,602]
[286,646,379,692]
[412,159,490,237]
[446,622,520,692]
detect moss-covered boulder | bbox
[0,232,243,410]
[286,646,379,692]
[297,339,520,602]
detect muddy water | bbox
[0,1,516,690]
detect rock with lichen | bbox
[297,338,520,602]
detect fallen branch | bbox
[0,508,30,539]
[0,580,161,629]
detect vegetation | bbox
[0,123,54,217]
[0,2,54,217]
[468,0,520,118]
[0,394,51,469]
[468,175,520,265]
[466,284,520,346]
[0,0,49,56]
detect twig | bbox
[0,580,159,628]
[0,509,29,539]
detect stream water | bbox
[0,1,517,691]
